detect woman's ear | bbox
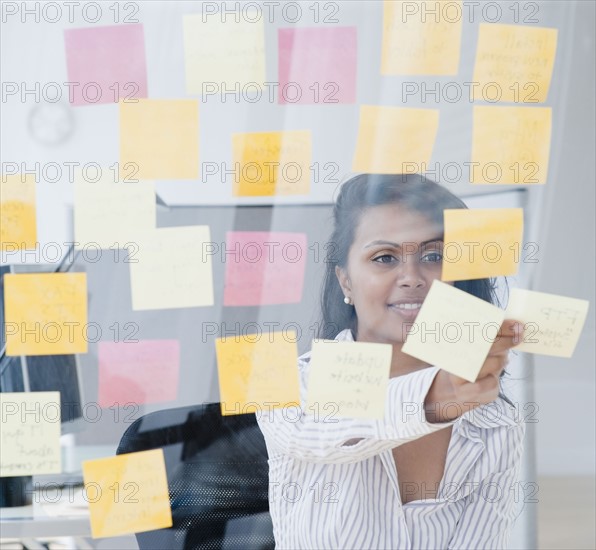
[335,265,351,296]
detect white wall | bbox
[531,1,595,476]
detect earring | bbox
[343,296,352,305]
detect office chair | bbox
[116,403,275,550]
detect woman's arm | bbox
[448,422,526,549]
[257,364,456,464]
[258,321,522,464]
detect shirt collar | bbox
[335,328,355,341]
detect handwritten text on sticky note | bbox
[232,131,311,196]
[216,331,300,415]
[471,105,551,184]
[353,106,439,173]
[307,340,392,419]
[0,174,37,251]
[83,449,172,538]
[4,273,88,356]
[473,23,558,103]
[402,280,506,382]
[442,208,524,281]
[506,289,589,357]
[1,392,61,477]
[382,0,462,75]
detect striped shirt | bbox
[257,329,526,549]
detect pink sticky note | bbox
[278,27,357,105]
[98,340,179,408]
[223,232,307,306]
[64,24,148,106]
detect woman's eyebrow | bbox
[364,237,443,249]
[364,240,400,249]
[420,237,444,246]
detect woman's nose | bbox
[396,260,426,288]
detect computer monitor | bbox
[0,264,85,434]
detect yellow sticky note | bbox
[74,178,156,249]
[382,0,462,75]
[4,273,88,356]
[82,449,172,538]
[215,331,300,416]
[442,208,524,281]
[0,174,37,251]
[402,280,506,382]
[352,106,439,173]
[471,105,551,184]
[307,340,392,420]
[232,131,311,196]
[473,24,558,103]
[1,392,61,477]
[183,12,265,95]
[128,226,214,310]
[120,99,199,180]
[505,289,589,357]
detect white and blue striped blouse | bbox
[257,329,526,549]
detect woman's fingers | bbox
[425,320,523,422]
[489,320,524,354]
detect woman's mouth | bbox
[388,302,423,322]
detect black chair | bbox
[116,403,275,550]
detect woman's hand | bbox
[424,320,523,423]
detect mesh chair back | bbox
[116,403,275,550]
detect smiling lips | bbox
[392,303,422,310]
[388,301,424,322]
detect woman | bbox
[257,173,525,549]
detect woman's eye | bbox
[373,254,398,264]
[421,252,443,263]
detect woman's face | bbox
[336,203,446,345]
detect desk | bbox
[0,445,116,548]
[0,484,92,548]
